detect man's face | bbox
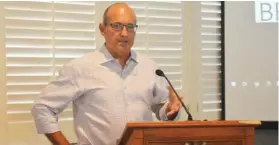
[100,6,136,58]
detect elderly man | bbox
[31,2,182,145]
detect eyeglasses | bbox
[107,22,138,32]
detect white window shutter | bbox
[5,1,54,124]
[4,1,96,144]
[125,2,149,52]
[126,1,184,120]
[200,1,223,120]
[128,1,184,92]
[4,2,57,144]
[147,2,183,93]
[53,1,96,120]
[53,1,96,70]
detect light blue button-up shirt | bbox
[31,45,172,145]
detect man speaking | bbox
[31,2,182,145]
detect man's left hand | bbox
[165,86,182,120]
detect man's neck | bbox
[106,47,130,68]
[118,58,127,68]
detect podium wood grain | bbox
[118,120,261,145]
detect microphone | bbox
[155,69,193,121]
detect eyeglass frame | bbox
[105,22,138,32]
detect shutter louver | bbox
[148,2,183,92]
[5,1,53,124]
[126,1,148,53]
[4,1,95,144]
[126,2,183,92]
[6,1,95,124]
[125,2,184,121]
[131,1,183,91]
[53,1,96,69]
[200,1,222,120]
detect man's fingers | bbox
[167,110,176,116]
[167,106,180,116]
[168,85,184,101]
[168,86,175,95]
[180,95,184,99]
[167,105,179,113]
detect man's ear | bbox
[99,23,105,36]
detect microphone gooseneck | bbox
[155,69,193,121]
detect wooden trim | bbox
[125,120,261,128]
[0,3,7,145]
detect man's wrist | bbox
[45,131,70,145]
[160,102,169,121]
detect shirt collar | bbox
[99,44,139,64]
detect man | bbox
[31,2,182,145]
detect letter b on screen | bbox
[255,1,279,23]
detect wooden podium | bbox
[117,120,261,145]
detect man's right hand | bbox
[45,131,70,145]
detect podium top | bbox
[125,120,261,128]
[117,120,261,145]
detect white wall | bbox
[225,1,278,121]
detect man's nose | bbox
[120,26,128,36]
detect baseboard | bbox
[256,121,278,130]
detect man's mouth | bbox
[119,40,128,43]
[118,40,128,46]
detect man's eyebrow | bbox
[111,22,134,24]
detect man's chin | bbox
[116,46,131,51]
[115,48,130,57]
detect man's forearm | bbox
[45,131,70,145]
[151,103,166,120]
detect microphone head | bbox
[155,69,164,77]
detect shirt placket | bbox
[122,60,137,122]
[111,60,130,139]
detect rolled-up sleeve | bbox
[31,64,81,134]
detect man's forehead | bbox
[107,3,131,13]
[106,4,136,22]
